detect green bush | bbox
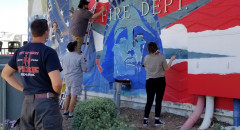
[210,123,226,130]
[73,97,136,130]
[109,116,137,130]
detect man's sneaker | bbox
[68,115,73,119]
[143,119,149,126]
[63,111,69,116]
[155,119,165,126]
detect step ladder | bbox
[83,0,99,45]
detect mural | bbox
[28,0,240,111]
[46,0,70,60]
[84,0,240,110]
[157,0,240,109]
[179,0,240,99]
[28,0,48,39]
[101,0,163,94]
[28,0,70,60]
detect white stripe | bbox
[188,57,240,74]
[98,0,109,3]
[93,30,104,52]
[188,26,240,74]
[161,24,240,74]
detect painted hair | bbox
[52,21,58,28]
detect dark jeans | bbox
[16,95,63,130]
[144,77,166,118]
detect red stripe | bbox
[169,0,240,32]
[164,62,198,105]
[163,62,236,110]
[188,73,240,99]
[96,59,103,72]
[156,0,197,18]
[188,73,240,110]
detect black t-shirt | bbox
[8,43,62,95]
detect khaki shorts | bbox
[71,35,84,54]
[65,85,82,96]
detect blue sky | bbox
[0,0,28,34]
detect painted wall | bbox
[28,0,240,111]
[157,0,240,110]
[177,0,240,99]
[83,0,240,111]
[28,0,70,61]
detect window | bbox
[0,41,2,51]
[8,41,20,52]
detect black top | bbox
[8,43,62,95]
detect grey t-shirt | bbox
[70,8,93,37]
[62,52,87,87]
[143,54,168,79]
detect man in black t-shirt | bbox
[70,0,105,54]
[1,19,63,129]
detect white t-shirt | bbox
[62,52,87,87]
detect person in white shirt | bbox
[62,41,87,118]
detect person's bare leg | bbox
[68,94,77,114]
[64,95,71,113]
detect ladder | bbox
[82,0,99,58]
[83,0,99,45]
[59,1,100,109]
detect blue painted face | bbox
[112,33,146,78]
[101,0,163,90]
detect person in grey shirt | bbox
[143,42,176,126]
[70,0,105,54]
[62,41,87,118]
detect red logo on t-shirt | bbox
[24,54,31,66]
[18,51,39,74]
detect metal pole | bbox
[113,83,116,104]
[116,82,121,115]
[2,79,6,130]
[83,85,87,100]
[233,99,240,126]
[0,77,2,126]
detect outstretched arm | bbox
[164,55,176,71]
[92,5,105,19]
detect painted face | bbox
[101,0,163,87]
[52,23,57,30]
[112,33,146,77]
[70,12,73,20]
